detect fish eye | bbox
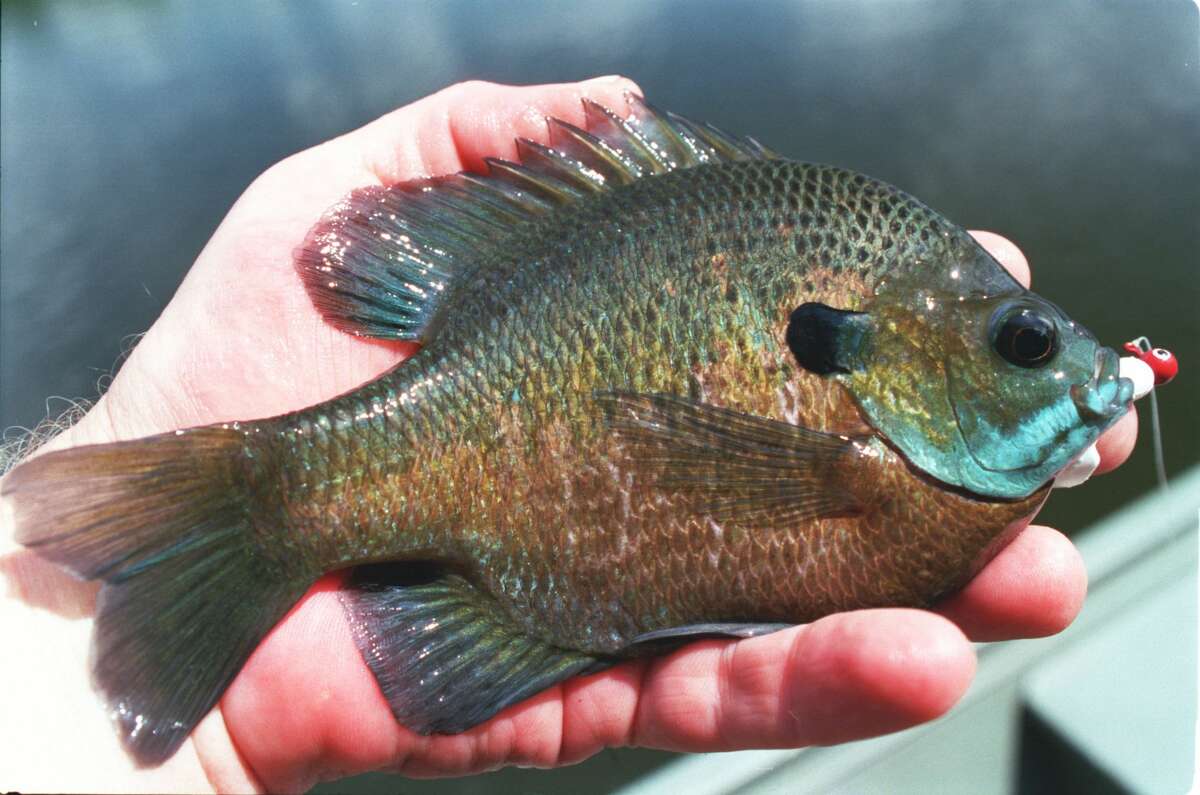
[992,307,1057,368]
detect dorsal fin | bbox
[295,94,777,343]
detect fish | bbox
[1,94,1134,765]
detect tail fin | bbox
[2,427,310,764]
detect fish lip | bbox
[1071,347,1133,423]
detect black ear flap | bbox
[786,303,872,375]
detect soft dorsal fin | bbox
[295,95,777,343]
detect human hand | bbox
[0,77,1138,794]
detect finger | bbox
[628,610,975,752]
[370,610,976,773]
[969,230,1030,288]
[935,524,1087,641]
[221,577,406,792]
[345,76,644,183]
[1095,407,1137,474]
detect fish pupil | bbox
[994,309,1057,367]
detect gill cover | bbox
[794,239,1133,500]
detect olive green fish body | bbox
[4,97,1128,762]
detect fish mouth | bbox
[1070,347,1134,424]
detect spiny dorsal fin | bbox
[295,94,777,343]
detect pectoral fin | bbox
[598,392,864,525]
[341,563,609,734]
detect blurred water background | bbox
[1,1,1196,791]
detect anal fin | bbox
[342,563,608,734]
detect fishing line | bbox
[1149,389,1168,490]
[1124,336,1178,491]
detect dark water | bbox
[1,1,1197,789]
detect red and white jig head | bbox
[1124,336,1179,386]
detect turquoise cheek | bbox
[854,391,1097,501]
[956,394,1081,472]
[954,394,1100,494]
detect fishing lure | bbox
[1124,336,1178,488]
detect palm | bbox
[2,78,1136,793]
